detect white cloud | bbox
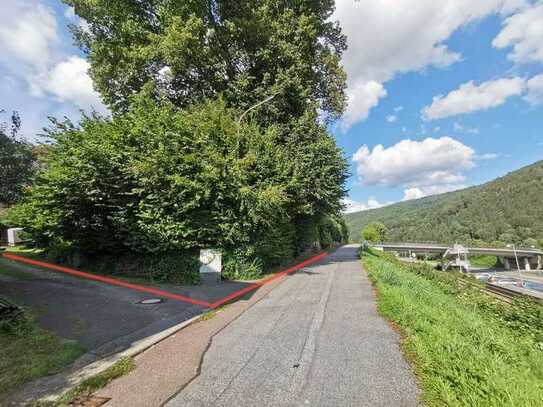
[402,188,426,201]
[394,106,404,112]
[341,81,387,132]
[0,1,58,70]
[403,188,426,201]
[64,5,91,33]
[403,184,468,201]
[524,73,543,105]
[33,56,107,113]
[421,77,525,120]
[0,0,108,132]
[493,3,543,64]
[353,137,475,193]
[342,197,388,213]
[335,0,526,130]
[386,114,397,123]
[453,122,480,135]
[475,153,500,160]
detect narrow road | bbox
[167,245,419,406]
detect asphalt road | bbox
[167,245,419,407]
[0,257,247,356]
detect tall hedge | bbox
[9,92,347,274]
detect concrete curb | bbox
[4,313,205,406]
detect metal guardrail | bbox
[373,241,542,252]
[457,279,542,304]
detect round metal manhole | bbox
[137,298,165,305]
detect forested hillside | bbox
[345,160,543,247]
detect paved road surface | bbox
[167,245,419,407]
[0,257,249,356]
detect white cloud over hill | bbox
[334,0,527,131]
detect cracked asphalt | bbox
[167,245,420,407]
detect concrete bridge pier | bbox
[500,256,541,271]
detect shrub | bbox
[222,247,264,280]
[294,216,320,254]
[9,91,348,282]
[318,215,347,249]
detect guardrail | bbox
[457,279,542,304]
[372,241,541,252]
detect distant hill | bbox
[345,160,543,247]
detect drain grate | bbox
[137,298,165,305]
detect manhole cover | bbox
[137,298,165,305]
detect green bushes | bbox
[360,221,388,243]
[361,249,543,406]
[222,247,264,281]
[72,251,200,285]
[318,215,347,249]
[8,93,347,282]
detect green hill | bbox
[345,160,543,247]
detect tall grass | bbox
[361,249,543,406]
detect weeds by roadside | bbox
[37,357,135,407]
[0,307,84,401]
[360,248,543,406]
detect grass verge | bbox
[360,248,543,406]
[0,310,84,401]
[37,357,135,406]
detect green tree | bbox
[10,93,347,267]
[12,1,350,276]
[361,222,388,243]
[0,111,35,206]
[65,0,346,124]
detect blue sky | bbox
[1,0,542,212]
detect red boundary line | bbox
[1,253,211,307]
[208,252,329,309]
[1,251,329,309]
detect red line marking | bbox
[1,251,329,309]
[208,252,329,308]
[1,253,212,307]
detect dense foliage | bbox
[9,94,348,277]
[6,2,350,280]
[0,111,35,207]
[360,222,387,243]
[346,160,543,248]
[65,0,346,124]
[361,249,543,406]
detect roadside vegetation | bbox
[44,357,135,407]
[360,248,543,406]
[3,2,349,284]
[0,306,84,401]
[469,255,500,268]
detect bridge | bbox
[370,242,543,272]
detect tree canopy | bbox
[361,222,388,243]
[65,0,347,124]
[10,93,347,267]
[9,2,349,278]
[0,111,35,207]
